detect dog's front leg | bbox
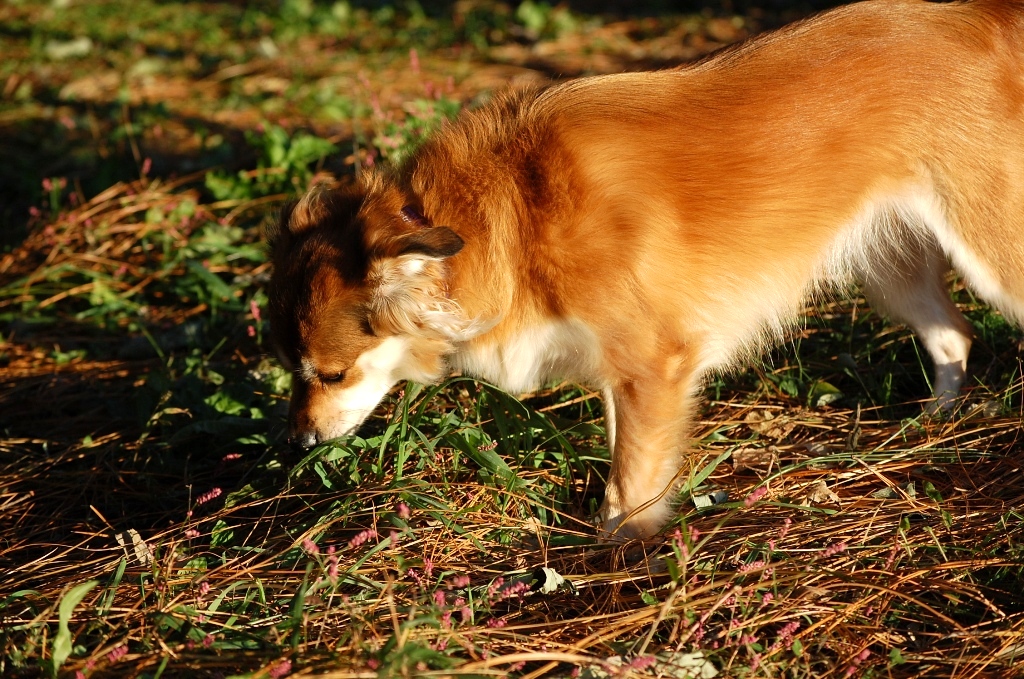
[598,363,695,540]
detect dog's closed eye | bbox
[400,205,428,225]
[320,371,346,384]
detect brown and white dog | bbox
[268,0,1024,539]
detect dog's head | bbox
[267,179,466,447]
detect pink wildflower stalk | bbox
[630,656,657,671]
[744,485,768,508]
[302,538,319,555]
[327,545,338,581]
[268,659,292,678]
[196,488,222,506]
[822,541,848,558]
[348,529,377,548]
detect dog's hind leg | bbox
[861,236,973,412]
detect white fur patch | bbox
[452,318,603,393]
[319,336,413,438]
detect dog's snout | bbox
[288,430,318,451]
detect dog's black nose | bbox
[288,432,317,453]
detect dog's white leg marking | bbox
[861,234,972,412]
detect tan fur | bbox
[269,0,1024,539]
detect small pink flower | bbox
[477,440,498,451]
[460,606,472,623]
[302,538,319,555]
[222,453,241,463]
[199,581,210,596]
[196,488,222,505]
[42,178,52,191]
[486,617,506,628]
[141,158,152,176]
[449,574,470,588]
[424,558,434,579]
[822,541,847,558]
[247,325,256,337]
[348,529,377,548]
[184,528,200,538]
[366,658,380,670]
[433,590,446,606]
[107,645,127,663]
[269,659,291,678]
[778,517,792,541]
[202,634,213,648]
[250,298,261,322]
[75,671,85,679]
[487,577,505,600]
[744,486,768,508]
[396,502,411,520]
[630,656,657,670]
[857,648,871,662]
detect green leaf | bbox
[924,481,943,503]
[792,638,803,656]
[889,647,905,665]
[210,520,235,547]
[50,580,98,677]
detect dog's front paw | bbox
[596,498,672,542]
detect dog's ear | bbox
[266,184,332,254]
[366,226,474,341]
[288,183,336,234]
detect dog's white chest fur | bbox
[452,318,602,393]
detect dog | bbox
[268,0,1024,540]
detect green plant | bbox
[205,125,337,201]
